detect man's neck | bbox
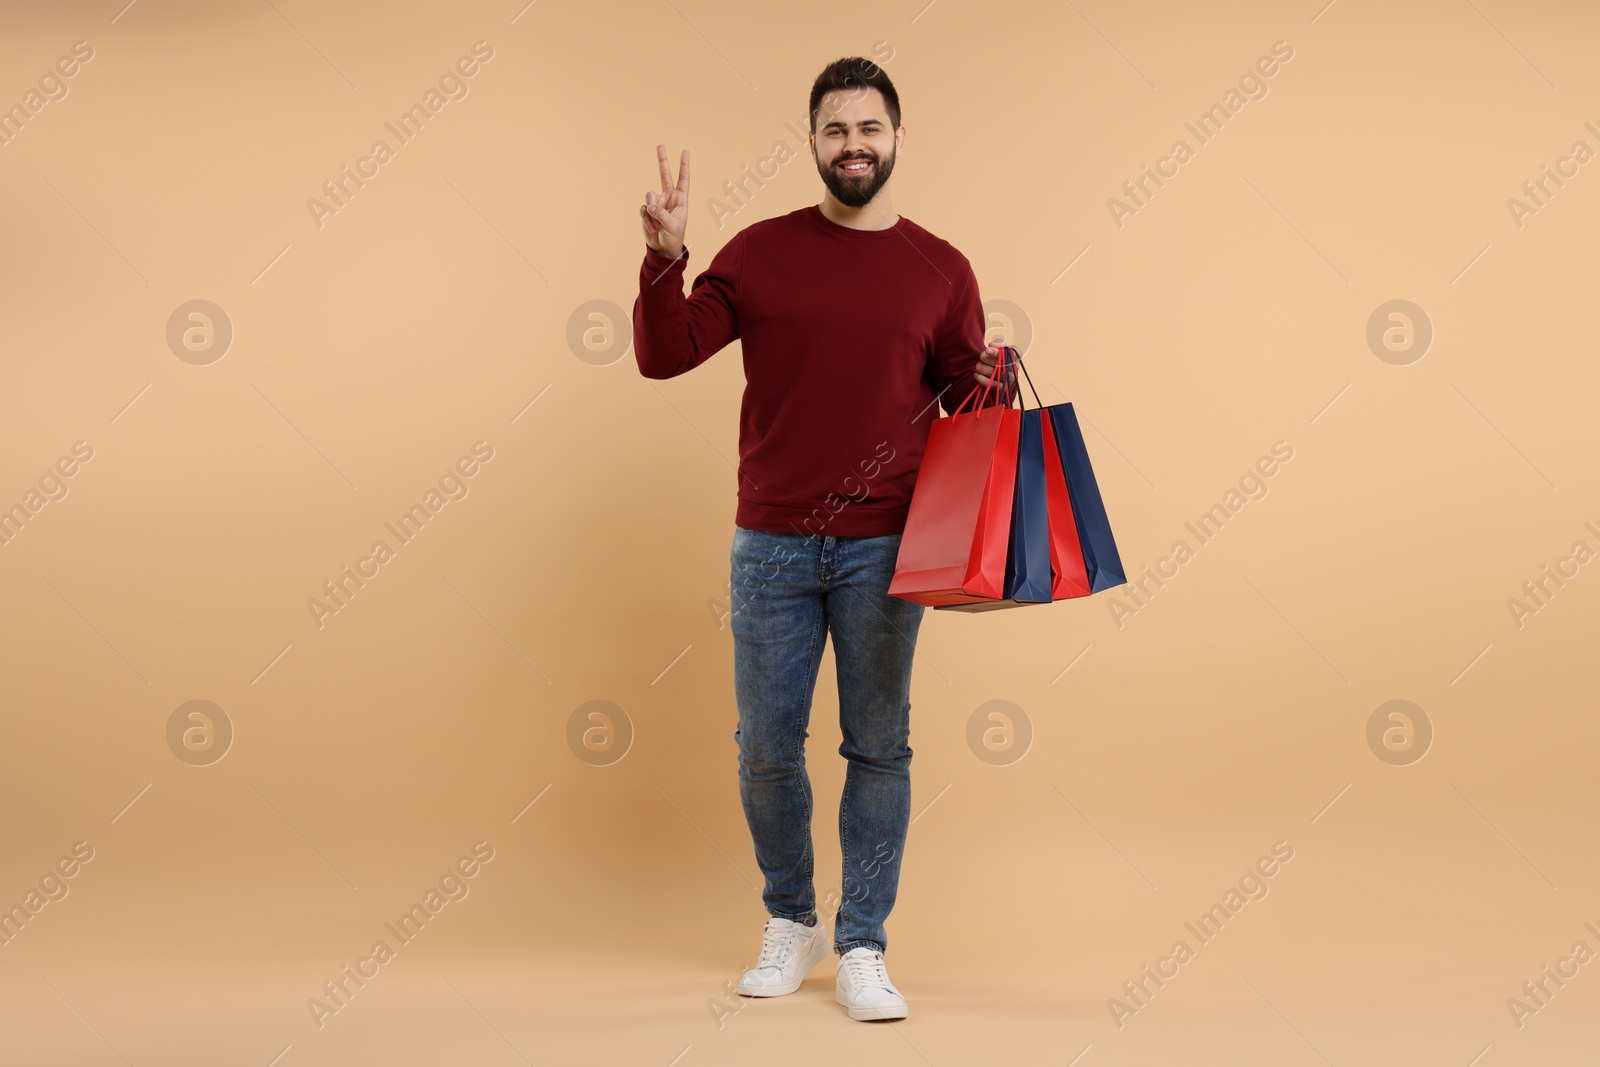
[818,195,900,231]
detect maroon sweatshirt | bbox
[633,203,1010,537]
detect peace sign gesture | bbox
[640,144,690,259]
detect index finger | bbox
[657,144,673,192]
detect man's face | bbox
[811,87,901,209]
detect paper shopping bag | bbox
[889,355,1021,606]
[1044,403,1126,593]
[1038,411,1092,599]
[934,405,1054,612]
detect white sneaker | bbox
[835,946,908,1021]
[736,916,829,997]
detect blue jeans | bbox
[729,524,926,956]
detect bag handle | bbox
[1012,345,1043,408]
[950,344,1043,416]
[951,343,1011,417]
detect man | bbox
[633,56,1013,1022]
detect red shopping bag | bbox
[937,346,1087,611]
[934,403,1053,613]
[889,349,1021,606]
[1038,412,1092,599]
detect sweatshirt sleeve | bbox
[632,232,745,380]
[928,258,1014,416]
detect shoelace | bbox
[841,951,892,990]
[755,920,804,969]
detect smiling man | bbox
[633,56,1013,1022]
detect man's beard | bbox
[817,146,896,208]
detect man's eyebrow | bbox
[820,118,885,130]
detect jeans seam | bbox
[839,741,853,941]
[798,582,824,916]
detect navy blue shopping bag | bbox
[1003,407,1053,601]
[1044,403,1125,593]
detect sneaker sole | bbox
[836,992,908,1021]
[735,930,829,997]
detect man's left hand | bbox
[974,343,1018,391]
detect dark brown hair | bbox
[808,57,900,134]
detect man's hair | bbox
[808,57,900,135]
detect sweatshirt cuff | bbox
[643,246,689,273]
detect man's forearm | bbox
[633,247,695,379]
[632,234,742,380]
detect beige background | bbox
[2,0,1597,1064]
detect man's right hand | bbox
[641,144,689,259]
